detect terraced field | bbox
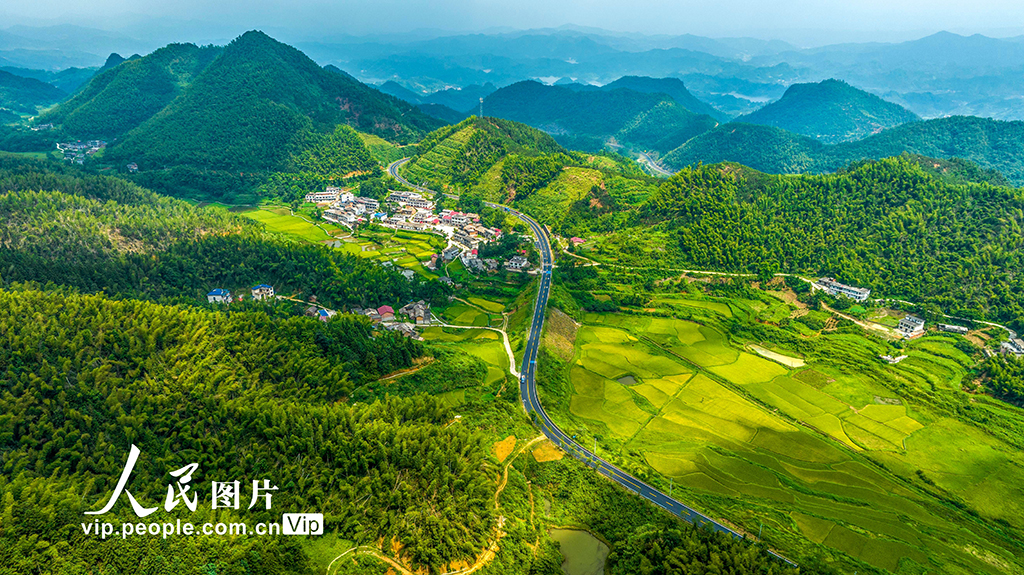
[402,125,477,188]
[552,304,1024,573]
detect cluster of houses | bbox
[57,140,106,164]
[306,186,505,254]
[346,300,433,339]
[457,250,531,275]
[308,187,384,227]
[206,284,276,304]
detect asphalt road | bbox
[637,152,676,177]
[388,158,794,565]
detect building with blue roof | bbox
[251,284,275,300]
[207,288,232,304]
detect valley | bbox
[2,25,1024,575]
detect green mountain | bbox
[736,79,921,144]
[39,43,221,138]
[106,33,441,172]
[401,115,565,192]
[417,102,468,123]
[482,80,718,154]
[0,69,65,114]
[664,115,1024,185]
[594,76,727,121]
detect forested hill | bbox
[480,80,719,154]
[103,32,440,173]
[583,76,727,121]
[578,157,1024,326]
[737,79,920,144]
[0,154,449,309]
[0,69,66,114]
[0,286,495,572]
[663,115,1024,185]
[401,115,566,192]
[39,43,222,139]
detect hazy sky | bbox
[4,0,1024,45]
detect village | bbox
[205,283,435,340]
[55,139,106,164]
[307,185,533,275]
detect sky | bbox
[3,0,1024,46]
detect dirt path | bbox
[326,435,546,575]
[378,358,435,381]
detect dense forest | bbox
[0,286,496,573]
[985,355,1024,404]
[38,43,222,139]
[0,154,450,308]
[0,69,66,114]
[573,158,1024,326]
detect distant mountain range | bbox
[736,79,920,144]
[479,80,719,154]
[664,115,1024,185]
[0,70,65,114]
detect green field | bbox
[239,206,344,243]
[540,292,1024,574]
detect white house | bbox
[897,315,925,338]
[207,288,231,304]
[939,324,970,335]
[251,284,275,300]
[816,277,871,302]
[305,189,339,203]
[505,255,531,271]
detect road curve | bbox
[637,152,676,177]
[389,158,794,566]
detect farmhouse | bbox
[377,305,395,322]
[897,315,925,338]
[251,284,275,300]
[880,354,908,364]
[939,324,970,335]
[399,300,432,325]
[817,277,871,302]
[207,288,231,304]
[305,188,342,203]
[505,255,531,271]
[316,309,336,322]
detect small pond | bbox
[550,528,608,575]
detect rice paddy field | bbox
[542,295,1024,574]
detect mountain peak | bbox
[738,78,919,144]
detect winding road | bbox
[388,158,794,566]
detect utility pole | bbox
[758,523,763,540]
[479,97,484,118]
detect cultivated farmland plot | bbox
[545,292,1024,573]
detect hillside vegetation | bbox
[577,158,1024,326]
[737,79,920,143]
[482,80,718,155]
[108,32,439,172]
[664,115,1024,185]
[39,43,222,138]
[0,69,66,114]
[401,116,565,192]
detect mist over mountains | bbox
[5,23,1024,121]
